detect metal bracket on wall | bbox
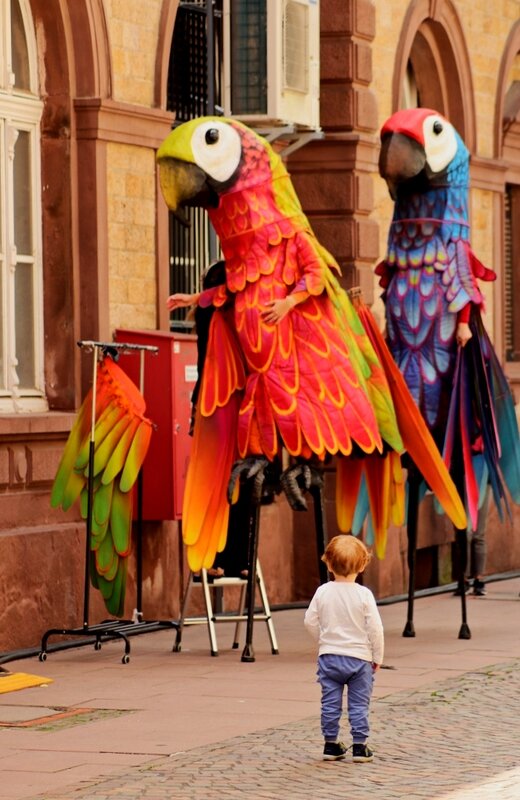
[254,124,324,157]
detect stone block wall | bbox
[107,142,158,332]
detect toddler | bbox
[304,534,384,762]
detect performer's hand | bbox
[261,296,295,324]
[166,292,198,310]
[456,322,472,347]
[372,663,380,672]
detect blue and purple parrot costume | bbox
[377,107,520,532]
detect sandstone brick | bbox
[355,86,378,132]
[109,221,127,251]
[311,216,355,260]
[320,37,353,82]
[25,443,64,486]
[127,277,156,304]
[109,275,129,304]
[320,84,355,130]
[293,171,356,213]
[132,199,155,227]
[356,217,379,260]
[0,447,9,486]
[354,0,376,40]
[356,173,374,213]
[355,41,372,84]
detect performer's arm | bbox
[166,292,201,311]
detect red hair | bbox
[322,535,372,577]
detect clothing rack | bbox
[37,340,179,665]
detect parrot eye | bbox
[422,114,458,173]
[205,128,220,145]
[191,121,242,184]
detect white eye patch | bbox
[191,121,242,183]
[422,115,458,173]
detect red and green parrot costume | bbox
[157,117,466,572]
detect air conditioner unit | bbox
[223,0,320,132]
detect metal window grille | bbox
[166,0,223,330]
[229,0,267,115]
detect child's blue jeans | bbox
[317,654,374,743]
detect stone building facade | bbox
[0,0,518,653]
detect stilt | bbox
[310,482,329,584]
[456,528,471,639]
[403,469,420,637]
[241,499,261,662]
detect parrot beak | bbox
[378,133,427,199]
[158,157,211,224]
[157,124,220,222]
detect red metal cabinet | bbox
[114,329,197,520]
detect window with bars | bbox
[0,0,45,410]
[505,184,520,362]
[229,0,267,115]
[166,1,223,329]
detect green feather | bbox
[93,479,114,527]
[74,403,119,471]
[95,530,116,575]
[61,469,87,512]
[90,517,109,549]
[101,417,139,485]
[103,548,120,582]
[50,402,90,508]
[119,419,152,492]
[110,484,132,556]
[96,560,127,617]
[91,414,134,478]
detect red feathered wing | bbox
[181,308,246,571]
[353,298,467,531]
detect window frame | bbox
[0,0,45,412]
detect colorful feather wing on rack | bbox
[51,355,153,616]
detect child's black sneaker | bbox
[352,743,374,762]
[323,741,347,760]
[472,579,486,596]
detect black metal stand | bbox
[35,340,179,666]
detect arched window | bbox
[0,0,45,411]
[392,1,475,150]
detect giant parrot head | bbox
[378,108,468,199]
[157,116,277,221]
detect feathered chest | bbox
[208,182,308,294]
[387,184,469,271]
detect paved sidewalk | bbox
[1,577,519,800]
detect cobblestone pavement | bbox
[32,659,520,800]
